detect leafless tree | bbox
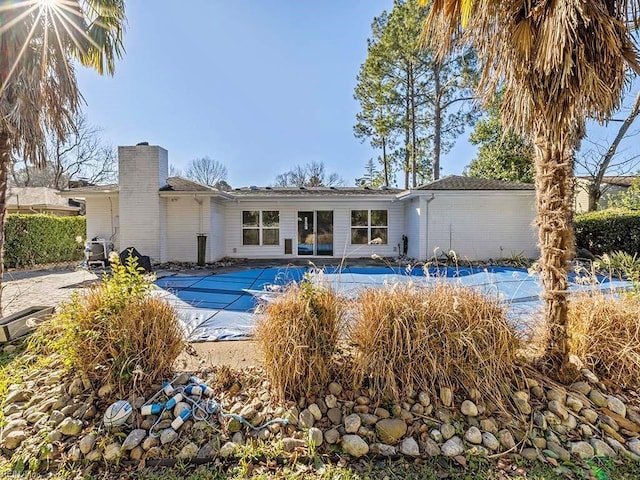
[184,157,228,186]
[10,113,117,189]
[169,164,183,177]
[273,161,345,187]
[576,89,640,211]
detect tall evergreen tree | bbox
[354,0,476,188]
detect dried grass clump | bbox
[31,256,184,395]
[255,282,343,400]
[567,292,640,389]
[350,283,520,403]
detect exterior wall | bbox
[165,195,211,262]
[224,198,405,259]
[574,178,629,213]
[210,200,226,260]
[118,145,168,261]
[403,197,423,259]
[425,191,537,260]
[85,196,119,249]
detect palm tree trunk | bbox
[533,134,576,379]
[0,129,10,315]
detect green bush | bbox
[574,208,640,255]
[4,214,86,268]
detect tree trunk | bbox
[533,133,577,380]
[433,61,442,181]
[404,87,410,190]
[410,63,417,188]
[587,184,600,212]
[0,130,10,315]
[382,137,389,187]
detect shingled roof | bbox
[417,175,535,191]
[64,177,215,194]
[231,186,402,196]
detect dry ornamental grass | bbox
[567,292,640,390]
[350,283,520,404]
[255,282,343,400]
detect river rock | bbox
[79,433,97,454]
[298,409,315,429]
[482,432,500,451]
[607,396,626,418]
[282,437,306,452]
[375,418,407,444]
[59,417,83,436]
[328,382,342,396]
[547,441,570,462]
[309,427,323,447]
[121,429,146,451]
[374,407,390,419]
[589,389,608,408]
[341,435,369,457]
[418,391,431,407]
[344,413,361,433]
[219,442,237,458]
[142,436,159,451]
[324,429,340,444]
[461,400,478,417]
[399,437,420,456]
[548,401,569,421]
[522,448,538,460]
[177,442,199,459]
[570,441,594,459]
[440,387,453,407]
[566,396,583,412]
[5,390,30,404]
[442,436,465,457]
[308,403,322,421]
[2,430,26,449]
[590,438,616,457]
[480,418,498,434]
[68,444,82,462]
[370,443,396,456]
[546,388,566,404]
[160,428,178,445]
[103,443,121,462]
[441,423,456,440]
[325,394,338,409]
[464,426,482,444]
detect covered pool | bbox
[154,265,630,341]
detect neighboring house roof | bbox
[576,175,637,187]
[231,186,402,197]
[416,175,535,191]
[7,187,80,211]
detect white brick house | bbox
[62,144,539,263]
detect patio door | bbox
[297,211,333,256]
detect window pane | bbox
[351,210,368,227]
[242,229,259,245]
[263,228,279,245]
[351,228,368,244]
[371,228,388,244]
[242,211,259,227]
[262,211,279,227]
[371,210,388,226]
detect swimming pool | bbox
[155,265,630,341]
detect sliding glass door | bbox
[297,211,333,256]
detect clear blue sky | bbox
[76,1,640,187]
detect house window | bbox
[351,209,388,245]
[242,210,279,246]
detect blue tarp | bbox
[155,266,631,341]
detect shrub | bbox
[574,208,640,256]
[30,255,184,395]
[4,214,86,268]
[567,292,640,389]
[255,280,343,400]
[350,283,519,403]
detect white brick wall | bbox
[118,145,168,261]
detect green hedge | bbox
[4,214,86,268]
[574,208,640,255]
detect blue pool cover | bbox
[154,266,630,341]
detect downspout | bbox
[424,193,435,261]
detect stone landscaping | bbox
[2,353,640,474]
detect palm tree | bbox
[420,0,639,378]
[0,0,125,311]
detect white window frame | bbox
[350,209,388,245]
[242,210,280,246]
